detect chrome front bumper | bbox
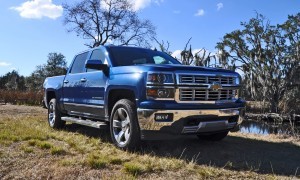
[137,108,245,135]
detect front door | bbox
[62,52,88,115]
[81,49,108,120]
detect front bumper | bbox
[137,108,245,137]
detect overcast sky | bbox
[0,0,299,76]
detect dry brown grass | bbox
[0,104,299,179]
[0,90,43,106]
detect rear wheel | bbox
[48,98,65,129]
[197,131,229,141]
[110,99,141,150]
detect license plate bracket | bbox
[154,113,173,122]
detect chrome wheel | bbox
[47,98,65,129]
[110,99,141,150]
[112,108,131,146]
[48,102,55,127]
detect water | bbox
[240,120,300,135]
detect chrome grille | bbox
[179,89,236,101]
[179,75,234,85]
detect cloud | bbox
[129,0,151,11]
[194,9,205,16]
[172,50,182,59]
[173,10,181,14]
[10,0,63,19]
[154,0,164,6]
[217,3,223,11]
[0,62,11,67]
[129,0,164,11]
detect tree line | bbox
[0,53,67,105]
[0,53,67,92]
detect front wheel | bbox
[197,131,229,141]
[110,99,141,150]
[48,98,65,129]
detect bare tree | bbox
[180,38,193,65]
[180,38,214,67]
[153,37,172,55]
[63,0,156,48]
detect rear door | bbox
[62,52,88,114]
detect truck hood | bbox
[111,64,240,76]
[142,64,235,73]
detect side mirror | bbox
[85,60,108,71]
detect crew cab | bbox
[43,45,245,149]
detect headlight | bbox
[146,87,175,100]
[235,76,241,85]
[147,72,174,84]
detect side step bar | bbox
[61,117,108,129]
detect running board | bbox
[61,117,108,129]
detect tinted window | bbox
[87,49,107,72]
[70,52,88,74]
[90,49,105,62]
[108,47,181,67]
[153,56,170,64]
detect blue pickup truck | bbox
[43,45,245,149]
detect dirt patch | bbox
[0,104,46,116]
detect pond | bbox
[240,119,300,136]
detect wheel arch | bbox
[45,90,56,108]
[106,87,137,118]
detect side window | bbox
[70,52,88,74]
[87,49,107,72]
[90,49,105,62]
[153,56,169,64]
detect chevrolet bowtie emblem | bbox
[209,82,222,91]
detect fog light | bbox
[146,88,175,100]
[157,89,169,98]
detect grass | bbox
[109,157,123,165]
[21,146,34,153]
[59,158,79,167]
[123,162,145,176]
[0,105,299,179]
[37,141,53,149]
[85,153,108,169]
[50,147,67,155]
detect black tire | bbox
[48,98,65,129]
[197,131,229,141]
[110,99,141,150]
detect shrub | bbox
[0,90,43,106]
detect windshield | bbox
[107,46,181,67]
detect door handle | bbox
[63,80,69,84]
[80,78,87,82]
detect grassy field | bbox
[0,105,299,179]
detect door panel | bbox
[62,73,84,113]
[62,52,88,114]
[81,71,107,119]
[79,48,108,120]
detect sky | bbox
[0,0,299,76]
